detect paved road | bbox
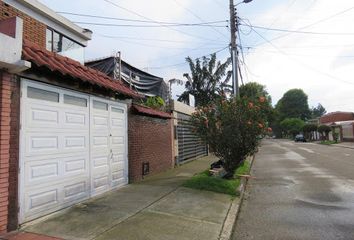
[233,139,354,240]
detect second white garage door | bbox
[20,80,128,223]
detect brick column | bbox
[0,71,20,233]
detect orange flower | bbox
[259,96,266,103]
[258,123,264,128]
[248,102,254,108]
[247,121,252,125]
[267,127,272,132]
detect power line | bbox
[244,21,354,86]
[57,11,228,25]
[149,46,229,69]
[172,0,228,38]
[241,23,354,36]
[250,5,354,47]
[103,0,220,42]
[74,21,227,28]
[98,33,228,45]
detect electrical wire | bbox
[241,23,354,36]
[57,11,228,25]
[149,46,229,69]
[237,26,249,84]
[244,20,354,86]
[103,0,221,42]
[74,21,227,28]
[97,33,228,45]
[172,0,228,38]
[250,5,354,47]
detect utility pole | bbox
[229,0,238,97]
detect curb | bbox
[218,155,255,240]
[316,142,354,150]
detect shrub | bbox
[143,96,165,110]
[190,96,269,176]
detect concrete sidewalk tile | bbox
[23,155,219,240]
[25,185,175,239]
[148,187,232,225]
[95,211,221,240]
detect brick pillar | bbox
[0,71,20,233]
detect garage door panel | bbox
[26,103,89,131]
[92,135,109,148]
[21,80,128,223]
[112,153,124,163]
[63,111,88,128]
[25,132,89,157]
[24,177,90,220]
[93,175,109,192]
[25,155,89,186]
[93,115,109,127]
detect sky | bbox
[38,0,354,113]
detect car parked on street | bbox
[295,134,306,142]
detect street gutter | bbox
[218,155,255,240]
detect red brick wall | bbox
[0,71,20,233]
[320,112,354,124]
[0,1,46,48]
[128,114,174,182]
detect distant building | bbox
[320,112,354,142]
[320,111,354,124]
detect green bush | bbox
[190,96,270,176]
[143,96,165,110]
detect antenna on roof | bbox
[114,51,122,82]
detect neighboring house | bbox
[320,112,354,142]
[0,0,141,233]
[86,56,169,101]
[320,111,354,124]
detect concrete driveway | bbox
[233,139,354,240]
[23,155,233,240]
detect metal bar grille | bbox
[176,113,208,163]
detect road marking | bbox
[298,147,315,154]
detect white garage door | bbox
[19,80,128,223]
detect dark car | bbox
[295,134,306,142]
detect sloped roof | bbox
[22,40,141,98]
[132,104,172,119]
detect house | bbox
[319,111,354,142]
[86,56,169,101]
[0,0,159,233]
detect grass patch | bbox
[183,160,251,196]
[320,140,338,145]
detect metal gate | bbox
[176,113,208,163]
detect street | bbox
[233,139,354,240]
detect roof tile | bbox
[22,40,141,98]
[132,104,172,119]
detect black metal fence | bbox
[176,112,208,164]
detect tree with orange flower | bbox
[190,96,270,177]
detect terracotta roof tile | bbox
[132,104,172,119]
[22,40,141,98]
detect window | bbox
[64,94,87,107]
[46,28,83,53]
[27,87,59,102]
[93,100,108,111]
[112,107,124,113]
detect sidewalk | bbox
[334,142,354,149]
[16,155,234,240]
